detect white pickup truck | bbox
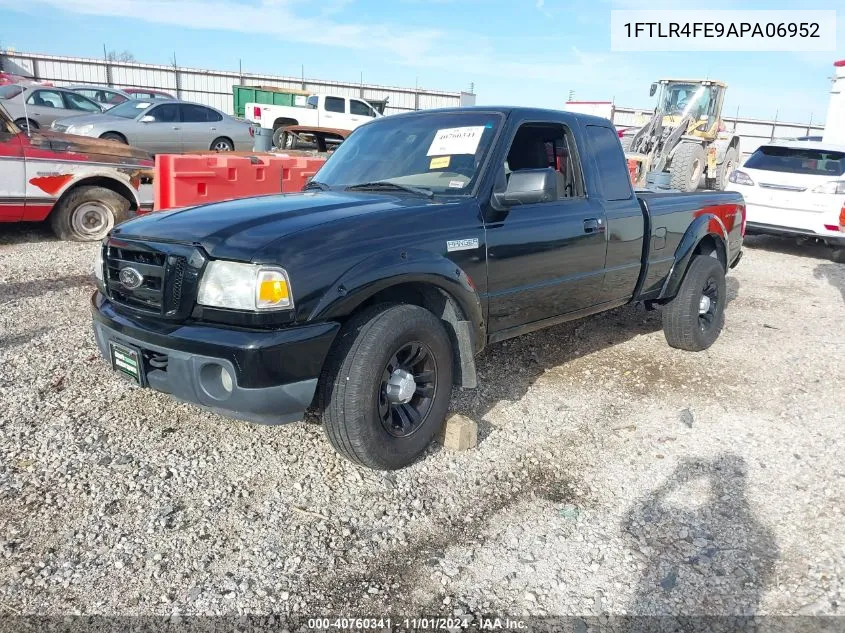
[245,94,382,148]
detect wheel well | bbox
[52,177,137,215]
[272,117,298,130]
[211,136,234,148]
[100,131,127,143]
[694,234,727,270]
[351,282,477,388]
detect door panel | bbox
[486,199,607,332]
[140,103,182,153]
[179,104,217,151]
[0,127,26,221]
[485,120,608,334]
[322,96,347,128]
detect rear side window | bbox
[585,125,633,201]
[180,104,222,122]
[745,146,845,177]
[0,85,24,99]
[324,97,345,113]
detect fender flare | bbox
[53,168,143,211]
[310,247,485,351]
[659,213,728,300]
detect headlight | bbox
[69,124,95,135]
[93,245,104,283]
[197,261,293,311]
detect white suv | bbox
[727,141,845,262]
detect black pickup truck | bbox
[91,107,745,469]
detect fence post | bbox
[105,59,113,87]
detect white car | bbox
[727,141,845,262]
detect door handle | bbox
[172,126,180,130]
[583,218,605,234]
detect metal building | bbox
[0,50,476,116]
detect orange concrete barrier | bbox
[154,153,327,211]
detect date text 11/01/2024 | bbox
[306,617,527,630]
[623,21,820,38]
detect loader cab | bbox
[654,79,727,140]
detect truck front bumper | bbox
[91,292,340,425]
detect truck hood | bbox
[112,191,427,260]
[26,128,153,165]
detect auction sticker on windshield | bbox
[427,126,485,156]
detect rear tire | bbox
[669,143,706,192]
[14,118,38,132]
[320,304,453,470]
[662,256,727,351]
[210,137,234,152]
[49,185,130,242]
[831,247,845,264]
[715,146,738,191]
[100,132,128,144]
[273,126,297,150]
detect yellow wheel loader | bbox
[623,79,740,192]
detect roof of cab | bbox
[759,139,845,152]
[380,105,615,126]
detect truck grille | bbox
[104,238,205,320]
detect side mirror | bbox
[492,168,557,208]
[649,83,658,97]
[139,115,155,123]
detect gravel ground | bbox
[1,224,844,623]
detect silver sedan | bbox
[52,99,254,154]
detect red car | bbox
[0,103,153,241]
[122,87,175,100]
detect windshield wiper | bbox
[345,181,434,198]
[302,180,331,192]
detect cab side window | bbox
[324,97,345,113]
[505,123,585,200]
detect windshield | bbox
[745,146,845,176]
[107,100,153,119]
[314,112,502,194]
[659,83,709,117]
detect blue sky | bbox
[0,0,842,124]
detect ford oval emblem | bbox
[119,267,144,290]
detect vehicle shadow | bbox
[743,234,833,261]
[622,454,778,627]
[813,263,845,304]
[0,222,57,245]
[448,277,740,446]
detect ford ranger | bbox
[91,107,745,469]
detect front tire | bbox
[832,247,845,264]
[662,256,727,351]
[100,132,128,144]
[320,304,454,470]
[49,186,130,242]
[14,118,38,132]
[669,143,706,192]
